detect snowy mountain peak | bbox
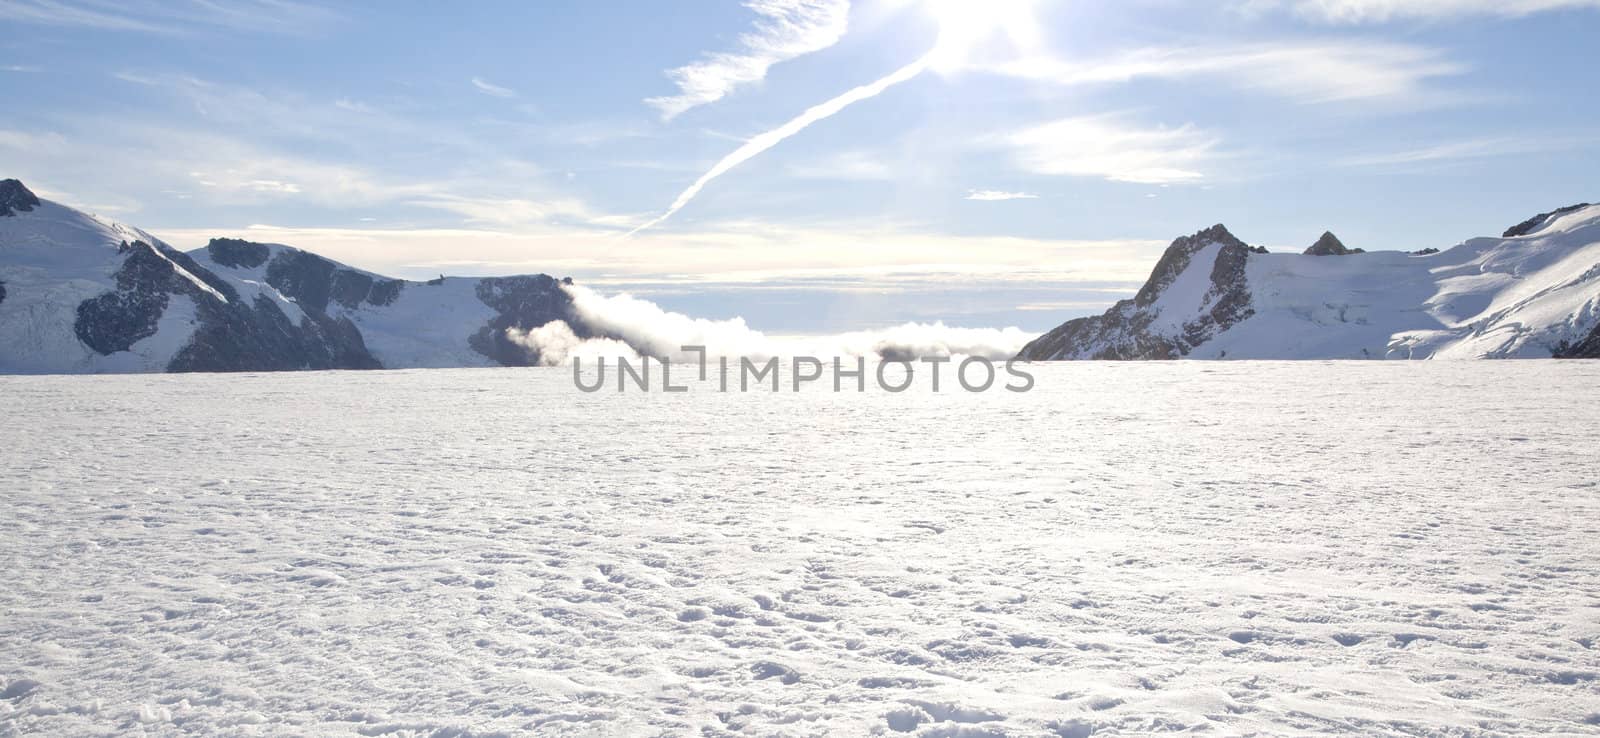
[1017,224,1262,360]
[1133,224,1249,308]
[0,179,40,217]
[1020,204,1600,361]
[1304,231,1362,256]
[1,188,586,373]
[1502,203,1593,238]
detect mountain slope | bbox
[1018,204,1600,360]
[0,180,583,374]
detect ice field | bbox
[2,363,1599,736]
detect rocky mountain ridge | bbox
[1019,203,1600,360]
[0,180,586,373]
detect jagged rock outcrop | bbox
[1504,204,1591,238]
[1553,322,1600,359]
[1017,225,1258,360]
[74,242,192,354]
[207,238,270,269]
[1304,232,1364,256]
[0,179,39,217]
[69,239,383,372]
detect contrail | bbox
[626,53,932,237]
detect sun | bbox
[925,0,1044,72]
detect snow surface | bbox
[3,363,1599,736]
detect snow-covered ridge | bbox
[1018,204,1600,360]
[0,179,582,373]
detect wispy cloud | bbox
[987,40,1465,106]
[646,0,851,120]
[2,64,40,72]
[0,0,338,36]
[1340,135,1598,168]
[788,151,892,180]
[629,55,930,236]
[965,189,1038,201]
[1004,115,1218,185]
[1239,0,1600,23]
[470,77,516,98]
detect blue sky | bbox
[2,0,1598,332]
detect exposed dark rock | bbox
[367,279,403,306]
[1504,204,1591,238]
[330,269,374,310]
[75,290,169,354]
[1135,225,1244,307]
[207,238,271,269]
[1413,247,1441,256]
[265,249,337,314]
[425,275,446,286]
[0,280,6,308]
[71,239,382,371]
[1553,321,1600,359]
[160,242,238,302]
[468,275,581,366]
[1018,224,1258,360]
[0,179,40,217]
[249,244,404,311]
[75,242,187,354]
[168,294,382,373]
[1304,231,1364,256]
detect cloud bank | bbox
[507,285,1033,365]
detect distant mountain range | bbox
[3,177,1597,374]
[1018,203,1600,360]
[0,179,586,374]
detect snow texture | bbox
[3,363,1598,736]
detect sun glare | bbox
[926,0,1044,72]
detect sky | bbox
[2,0,1598,332]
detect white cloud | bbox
[1004,115,1218,185]
[410,194,629,228]
[1241,0,1600,23]
[646,0,851,120]
[470,77,516,98]
[788,151,893,180]
[1340,135,1598,167]
[988,40,1465,105]
[0,0,337,35]
[629,55,929,235]
[510,285,1036,364]
[965,190,1038,201]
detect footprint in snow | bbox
[750,661,799,685]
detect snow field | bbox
[2,362,1598,736]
